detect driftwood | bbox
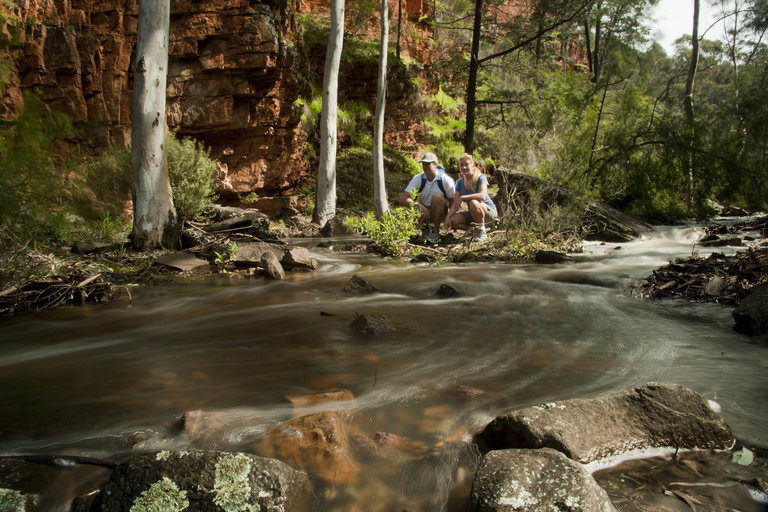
[630,245,768,306]
[0,273,114,317]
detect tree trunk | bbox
[314,0,345,228]
[130,0,179,251]
[463,0,484,153]
[373,0,390,220]
[397,0,402,61]
[684,0,700,210]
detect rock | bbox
[233,242,285,266]
[721,206,749,216]
[699,236,743,247]
[281,247,317,271]
[72,240,113,254]
[286,388,355,409]
[534,250,574,264]
[480,382,734,464]
[319,216,351,237]
[436,284,460,297]
[154,252,211,272]
[261,251,285,280]
[100,450,308,511]
[470,448,618,512]
[178,409,274,447]
[258,411,360,485]
[732,284,768,335]
[0,457,111,512]
[348,314,395,334]
[0,487,37,512]
[342,275,379,294]
[232,242,316,272]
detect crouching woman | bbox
[445,153,497,240]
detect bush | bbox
[345,207,422,257]
[165,133,218,222]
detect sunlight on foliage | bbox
[165,133,218,223]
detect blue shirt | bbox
[456,174,496,211]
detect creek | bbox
[0,222,766,511]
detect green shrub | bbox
[345,207,421,257]
[165,133,218,222]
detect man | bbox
[400,152,456,244]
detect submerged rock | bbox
[177,408,274,448]
[258,411,360,485]
[481,382,734,464]
[470,448,617,512]
[286,389,356,410]
[100,450,308,512]
[348,314,395,335]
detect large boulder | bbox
[732,283,768,335]
[480,383,734,464]
[99,450,308,511]
[470,448,617,512]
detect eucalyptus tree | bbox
[373,0,390,220]
[314,0,345,228]
[131,0,179,250]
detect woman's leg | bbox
[449,211,471,231]
[468,200,488,226]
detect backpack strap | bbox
[418,166,447,197]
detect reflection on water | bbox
[0,223,766,510]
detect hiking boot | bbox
[420,226,431,244]
[474,226,487,241]
[427,230,441,244]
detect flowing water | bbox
[1,222,767,510]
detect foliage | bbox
[165,133,218,223]
[336,146,415,211]
[214,242,238,273]
[345,206,422,256]
[422,86,466,165]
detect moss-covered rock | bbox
[99,450,308,512]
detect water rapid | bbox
[0,222,766,510]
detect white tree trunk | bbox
[131,0,178,250]
[314,0,345,228]
[373,0,390,220]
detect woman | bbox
[446,153,497,240]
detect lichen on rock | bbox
[0,488,28,512]
[213,452,255,512]
[129,477,189,512]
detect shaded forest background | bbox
[1,0,768,257]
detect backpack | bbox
[418,164,447,197]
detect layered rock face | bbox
[2,0,310,198]
[1,0,434,201]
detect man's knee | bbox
[431,194,445,209]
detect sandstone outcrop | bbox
[1,0,436,203]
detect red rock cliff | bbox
[0,0,436,200]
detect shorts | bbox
[459,207,497,224]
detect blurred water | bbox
[0,222,766,510]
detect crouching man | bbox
[399,152,456,244]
